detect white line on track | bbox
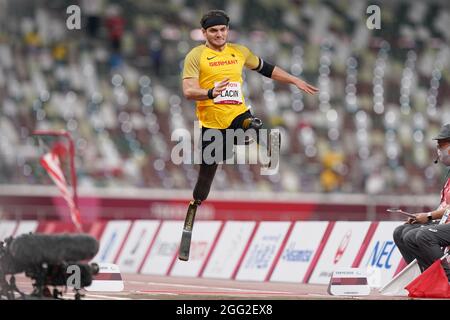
[140,292,179,296]
[127,280,292,294]
[83,294,132,300]
[61,291,133,300]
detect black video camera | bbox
[0,233,99,300]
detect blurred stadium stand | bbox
[0,0,450,197]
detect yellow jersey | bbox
[182,43,260,129]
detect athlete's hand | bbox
[212,78,230,97]
[411,212,429,224]
[295,79,318,95]
[406,216,417,224]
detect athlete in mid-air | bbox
[179,10,318,260]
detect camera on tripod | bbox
[0,233,99,300]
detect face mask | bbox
[438,145,450,166]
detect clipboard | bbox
[387,208,416,218]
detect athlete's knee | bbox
[193,164,217,201]
[393,225,406,245]
[193,177,213,201]
[403,230,419,248]
[193,184,210,202]
[415,228,436,246]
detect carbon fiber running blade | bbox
[178,230,192,261]
[178,201,197,261]
[268,130,280,167]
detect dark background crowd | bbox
[0,0,449,196]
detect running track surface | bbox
[13,274,411,300]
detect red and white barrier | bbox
[270,221,329,283]
[202,221,256,279]
[356,222,404,287]
[235,222,292,281]
[91,220,132,264]
[0,219,408,287]
[0,221,17,240]
[116,220,161,273]
[140,221,183,275]
[308,222,372,284]
[13,221,39,236]
[0,220,40,241]
[170,221,222,277]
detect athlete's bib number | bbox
[213,81,243,105]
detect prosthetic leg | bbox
[267,129,281,169]
[243,116,281,170]
[179,163,218,261]
[178,200,201,261]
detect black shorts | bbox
[200,110,255,164]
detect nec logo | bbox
[366,240,396,269]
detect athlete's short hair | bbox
[200,10,230,29]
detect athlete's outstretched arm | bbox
[182,77,229,101]
[271,66,318,95]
